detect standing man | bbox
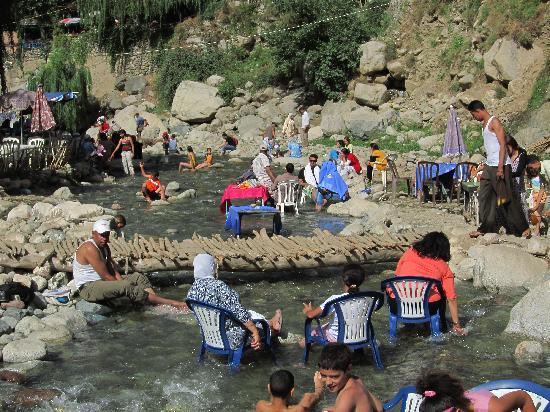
[73,219,187,310]
[467,100,528,237]
[134,113,148,140]
[299,106,310,148]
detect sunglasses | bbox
[309,159,317,162]
[98,232,110,238]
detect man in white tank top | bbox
[467,101,528,237]
[73,219,188,311]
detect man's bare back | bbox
[329,377,382,412]
[256,399,308,412]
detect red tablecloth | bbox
[220,184,269,212]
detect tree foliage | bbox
[265,0,389,100]
[28,35,92,132]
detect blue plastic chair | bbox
[303,291,384,369]
[471,380,550,412]
[186,299,273,371]
[383,380,550,411]
[381,276,446,342]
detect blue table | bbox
[414,163,457,195]
[224,206,282,237]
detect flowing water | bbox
[1,156,548,411]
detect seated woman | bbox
[391,232,465,335]
[416,370,536,412]
[302,264,366,345]
[179,146,197,173]
[366,143,387,185]
[187,254,282,351]
[339,148,362,176]
[195,147,214,170]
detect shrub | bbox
[527,62,549,112]
[440,35,470,68]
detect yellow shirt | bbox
[369,149,387,170]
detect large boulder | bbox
[171,81,225,123]
[470,245,548,292]
[31,202,54,219]
[236,115,264,139]
[124,76,147,95]
[52,186,74,200]
[7,203,32,221]
[112,105,167,138]
[41,307,88,332]
[387,59,407,80]
[418,134,444,151]
[505,280,550,342]
[320,100,359,135]
[354,83,389,108]
[342,107,382,137]
[359,41,387,75]
[2,339,47,363]
[48,201,103,220]
[483,39,544,83]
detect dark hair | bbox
[135,113,139,116]
[187,146,193,152]
[98,132,107,141]
[526,154,540,166]
[309,154,318,160]
[318,343,352,372]
[344,136,350,142]
[341,148,350,155]
[269,370,294,398]
[467,100,485,111]
[412,232,451,262]
[416,370,470,412]
[342,264,365,293]
[286,163,295,173]
[370,143,379,150]
[114,214,126,226]
[506,135,519,151]
[337,139,345,147]
[119,129,127,135]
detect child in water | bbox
[195,147,214,170]
[179,146,197,173]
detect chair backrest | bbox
[186,299,243,351]
[381,276,444,320]
[454,162,477,181]
[28,137,45,147]
[2,137,20,145]
[383,385,422,412]
[471,380,550,412]
[416,161,439,183]
[321,292,384,344]
[277,180,300,205]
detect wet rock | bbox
[7,203,32,221]
[48,201,103,220]
[42,307,87,332]
[176,189,197,199]
[0,320,13,335]
[11,388,62,407]
[2,338,47,362]
[171,81,224,123]
[31,276,47,292]
[514,340,544,364]
[527,238,548,256]
[0,370,26,384]
[455,257,475,281]
[48,272,69,290]
[28,324,72,344]
[75,300,112,316]
[505,279,550,342]
[52,186,74,200]
[165,181,180,196]
[14,316,46,336]
[151,200,169,206]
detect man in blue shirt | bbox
[134,113,148,140]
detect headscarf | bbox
[193,253,216,280]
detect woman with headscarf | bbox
[186,254,282,350]
[282,113,298,140]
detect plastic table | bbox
[219,184,270,214]
[224,206,282,237]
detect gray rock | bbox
[31,202,54,218]
[2,338,47,362]
[122,94,139,106]
[7,203,32,221]
[48,272,69,290]
[236,115,264,139]
[0,320,13,335]
[151,200,169,206]
[107,93,124,110]
[52,186,74,200]
[0,273,13,285]
[527,238,548,256]
[48,201,103,220]
[4,308,25,322]
[13,274,32,288]
[472,245,548,292]
[343,107,382,137]
[320,100,359,135]
[514,340,544,364]
[176,189,197,199]
[514,127,548,148]
[41,307,87,332]
[113,105,167,137]
[398,109,423,125]
[31,276,48,292]
[44,229,65,242]
[359,41,387,75]
[505,280,550,342]
[387,59,407,80]
[124,76,147,95]
[14,316,45,336]
[418,134,444,150]
[171,81,224,123]
[165,181,180,196]
[206,74,225,87]
[459,74,474,89]
[28,325,72,344]
[75,300,112,315]
[354,83,389,108]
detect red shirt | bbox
[347,153,362,174]
[99,121,109,133]
[393,248,456,302]
[145,177,161,192]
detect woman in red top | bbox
[393,232,465,335]
[341,148,362,174]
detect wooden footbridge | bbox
[0,230,420,274]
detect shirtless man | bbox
[318,344,382,412]
[74,219,187,311]
[256,370,323,412]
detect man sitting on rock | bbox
[73,219,187,310]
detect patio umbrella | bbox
[442,105,467,158]
[31,85,56,132]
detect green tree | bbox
[28,35,92,132]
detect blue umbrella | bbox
[442,105,467,158]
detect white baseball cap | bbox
[93,219,111,234]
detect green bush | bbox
[527,63,549,112]
[440,35,470,68]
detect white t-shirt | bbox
[304,164,320,187]
[252,152,271,185]
[301,111,310,129]
[320,293,348,340]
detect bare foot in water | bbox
[269,309,283,335]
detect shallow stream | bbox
[1,155,548,411]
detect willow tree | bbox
[28,35,92,132]
[76,0,211,64]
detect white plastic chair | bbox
[276,181,300,215]
[2,137,20,145]
[371,156,388,191]
[28,137,45,147]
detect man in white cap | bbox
[73,219,187,310]
[252,144,276,190]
